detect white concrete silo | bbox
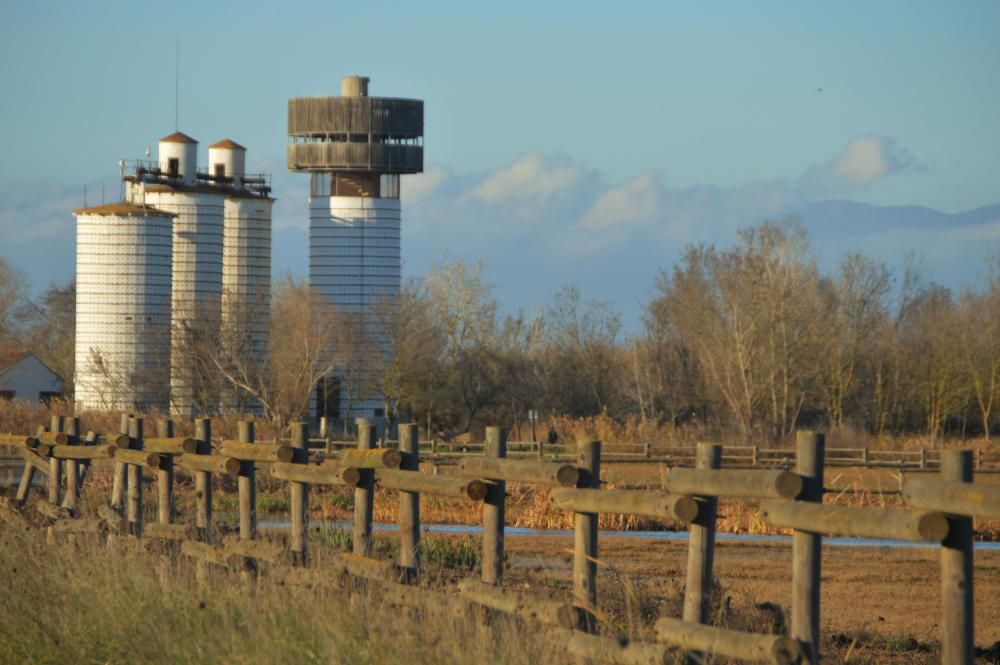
[139,131,226,417]
[211,139,273,412]
[288,76,423,424]
[73,202,174,411]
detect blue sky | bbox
[1,1,998,328]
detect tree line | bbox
[1,218,997,443]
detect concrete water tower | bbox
[288,75,423,423]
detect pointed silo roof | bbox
[209,138,246,150]
[160,131,198,144]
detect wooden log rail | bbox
[5,417,989,665]
[458,579,578,628]
[760,500,950,542]
[270,461,360,486]
[218,440,294,463]
[548,488,699,522]
[455,456,579,486]
[655,617,801,665]
[375,469,488,500]
[903,477,1000,518]
[144,437,198,455]
[177,454,241,475]
[663,468,802,499]
[335,448,402,469]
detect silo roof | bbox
[209,138,246,150]
[160,131,198,144]
[72,201,178,217]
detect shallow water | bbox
[255,518,1000,550]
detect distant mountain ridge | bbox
[794,199,1000,237]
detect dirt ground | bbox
[500,533,1000,659]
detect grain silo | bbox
[210,139,273,413]
[287,75,423,425]
[138,131,226,417]
[73,202,174,411]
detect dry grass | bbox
[0,525,563,665]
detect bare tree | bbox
[202,276,341,430]
[368,278,446,436]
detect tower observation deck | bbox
[288,76,424,427]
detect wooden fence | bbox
[307,437,1000,472]
[1,415,998,665]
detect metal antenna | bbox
[175,36,180,131]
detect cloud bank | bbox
[2,136,997,331]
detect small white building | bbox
[0,350,64,407]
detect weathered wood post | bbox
[48,414,64,505]
[399,423,421,581]
[861,446,869,465]
[15,451,36,507]
[126,417,144,536]
[683,442,722,640]
[575,438,601,632]
[354,419,376,556]
[920,447,927,470]
[156,420,174,524]
[62,416,81,513]
[195,418,213,542]
[290,421,309,566]
[111,413,130,510]
[238,420,256,540]
[792,430,824,665]
[940,449,973,665]
[482,426,507,585]
[751,445,759,467]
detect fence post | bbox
[111,413,131,510]
[683,442,722,635]
[48,414,64,505]
[940,449,974,665]
[792,430,825,665]
[482,426,507,585]
[238,420,256,540]
[975,448,982,471]
[354,419,376,556]
[126,417,144,537]
[399,423,421,581]
[157,419,174,524]
[195,418,213,542]
[574,439,601,632]
[751,445,759,467]
[290,421,310,566]
[62,416,81,513]
[920,447,927,470]
[861,447,869,465]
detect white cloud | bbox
[465,152,582,203]
[404,166,449,203]
[833,137,890,185]
[579,173,661,230]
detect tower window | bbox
[167,158,180,177]
[215,163,226,179]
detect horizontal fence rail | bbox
[0,416,996,665]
